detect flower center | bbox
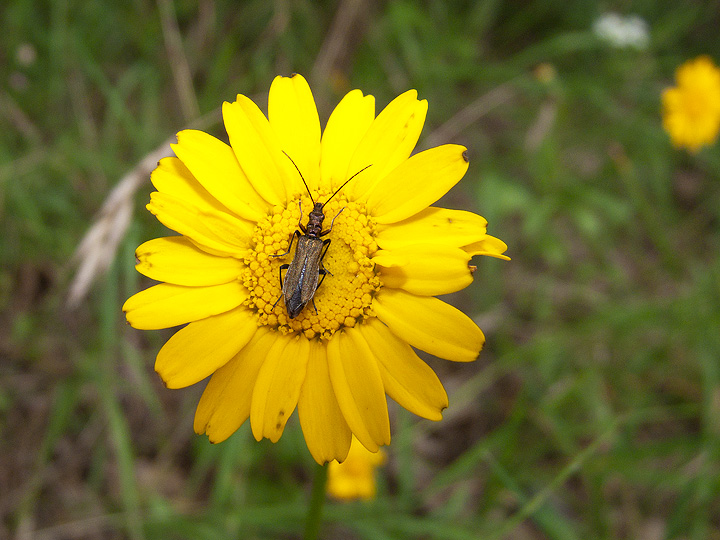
[242,192,381,340]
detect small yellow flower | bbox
[327,437,385,501]
[122,74,508,464]
[662,56,720,152]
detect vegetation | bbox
[2,1,720,538]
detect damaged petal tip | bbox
[462,150,469,163]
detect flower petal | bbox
[250,334,309,443]
[122,281,247,330]
[194,327,275,443]
[155,306,257,389]
[346,90,428,201]
[268,74,322,192]
[327,436,385,500]
[374,244,473,296]
[298,339,352,464]
[223,97,298,204]
[327,328,390,452]
[368,145,469,224]
[320,89,375,191]
[464,235,511,260]
[135,236,245,286]
[151,156,236,216]
[172,130,268,221]
[147,191,252,256]
[372,250,409,267]
[372,289,484,362]
[375,207,488,250]
[359,319,448,421]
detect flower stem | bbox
[304,462,328,540]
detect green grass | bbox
[2,0,720,538]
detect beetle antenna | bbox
[322,164,373,209]
[282,150,314,205]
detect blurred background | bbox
[2,1,720,538]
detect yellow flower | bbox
[662,56,720,152]
[327,437,385,501]
[122,74,508,464]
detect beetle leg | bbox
[317,238,333,279]
[320,207,345,237]
[272,264,289,309]
[316,241,333,290]
[316,269,328,289]
[278,263,289,289]
[271,230,300,259]
[320,237,331,260]
[298,200,308,234]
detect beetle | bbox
[272,152,371,319]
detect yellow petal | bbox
[371,250,409,267]
[122,281,247,330]
[172,130,268,221]
[222,97,297,204]
[151,156,236,216]
[147,191,252,257]
[372,289,484,362]
[155,306,257,389]
[194,327,275,443]
[268,74,322,192]
[464,234,511,260]
[327,328,390,452]
[135,236,245,286]
[368,145,469,224]
[374,244,473,296]
[320,89,375,191]
[358,319,448,421]
[327,436,385,500]
[346,90,428,200]
[250,334,309,443]
[375,207,488,250]
[298,339,352,464]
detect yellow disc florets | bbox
[242,192,381,340]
